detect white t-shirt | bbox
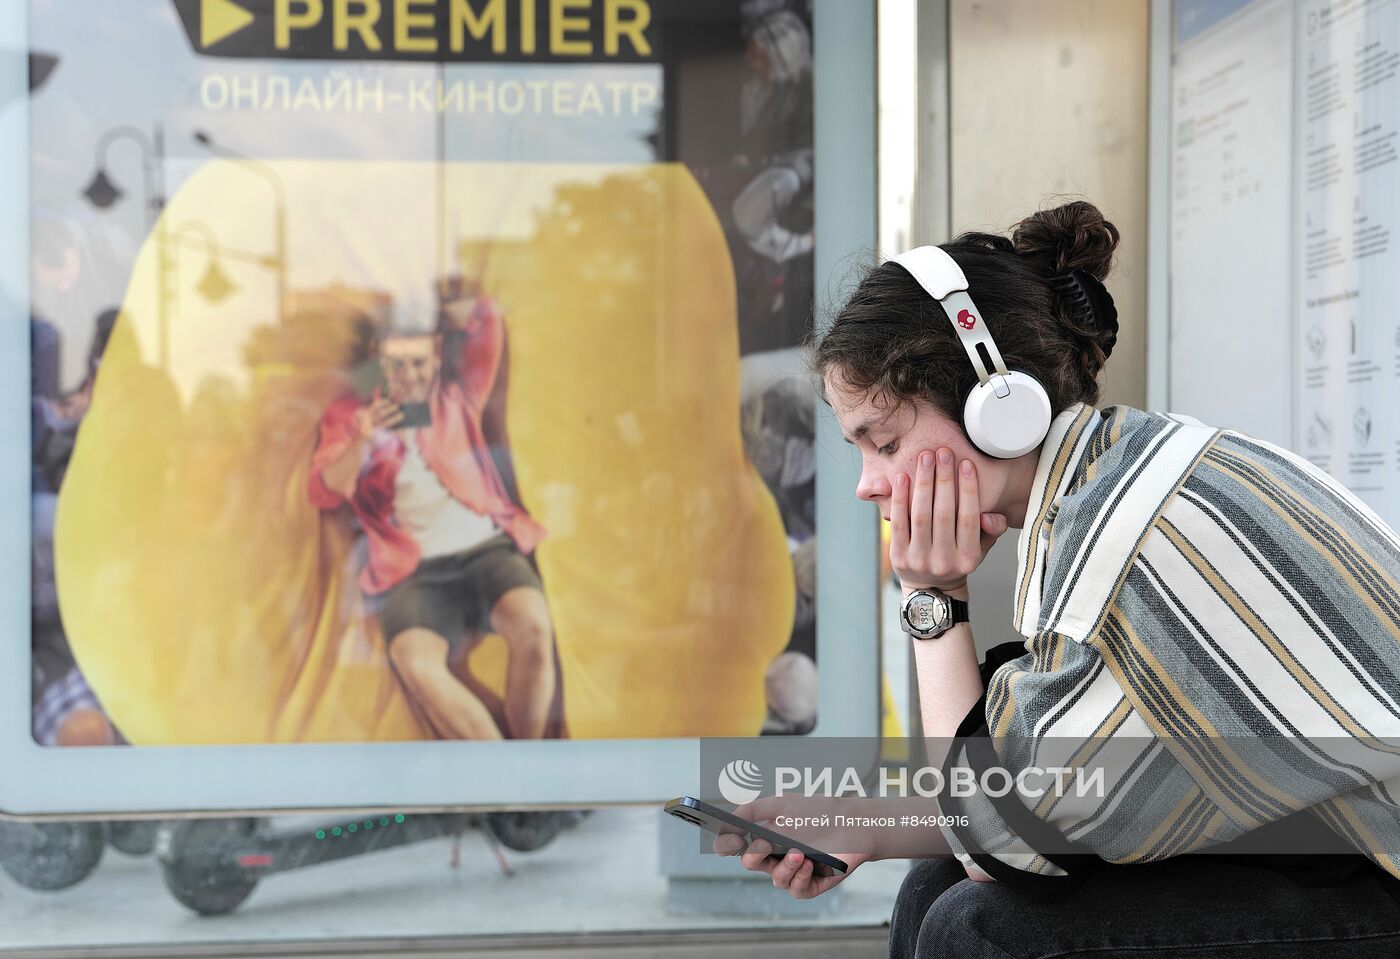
[393,429,498,559]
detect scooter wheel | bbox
[0,821,105,890]
[107,820,159,856]
[157,818,260,916]
[484,811,566,852]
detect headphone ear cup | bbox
[962,372,1052,459]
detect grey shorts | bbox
[378,534,542,648]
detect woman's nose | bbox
[855,465,890,502]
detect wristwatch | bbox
[900,587,970,640]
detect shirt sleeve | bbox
[938,746,1072,887]
[933,641,1085,896]
[307,395,362,509]
[934,636,1156,898]
[450,297,504,410]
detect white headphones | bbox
[888,246,1052,459]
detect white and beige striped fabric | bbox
[940,402,1400,882]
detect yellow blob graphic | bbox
[54,160,794,744]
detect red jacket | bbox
[308,297,547,595]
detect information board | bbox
[1293,0,1399,507]
[1166,0,1400,528]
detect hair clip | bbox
[1049,270,1119,360]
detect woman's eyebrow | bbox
[841,418,882,444]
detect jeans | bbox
[888,857,1400,959]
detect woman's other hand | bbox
[711,796,873,900]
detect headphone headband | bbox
[890,246,1011,395]
[890,245,968,299]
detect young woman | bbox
[718,201,1400,957]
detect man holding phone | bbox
[308,292,556,741]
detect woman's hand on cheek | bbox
[890,447,1009,593]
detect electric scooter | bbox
[154,809,587,915]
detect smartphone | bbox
[664,796,848,878]
[398,401,432,429]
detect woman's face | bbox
[823,370,1039,529]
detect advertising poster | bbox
[27,0,820,752]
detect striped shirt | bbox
[939,402,1400,886]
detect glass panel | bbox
[9,0,889,819]
[3,0,905,948]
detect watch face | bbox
[905,592,951,637]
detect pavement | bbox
[0,805,913,950]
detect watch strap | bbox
[950,597,970,623]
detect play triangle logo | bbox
[171,0,263,55]
[201,0,254,48]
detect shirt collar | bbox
[1011,402,1102,637]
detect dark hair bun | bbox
[1010,200,1119,281]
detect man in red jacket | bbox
[309,294,554,740]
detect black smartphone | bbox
[664,796,848,878]
[398,401,432,429]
